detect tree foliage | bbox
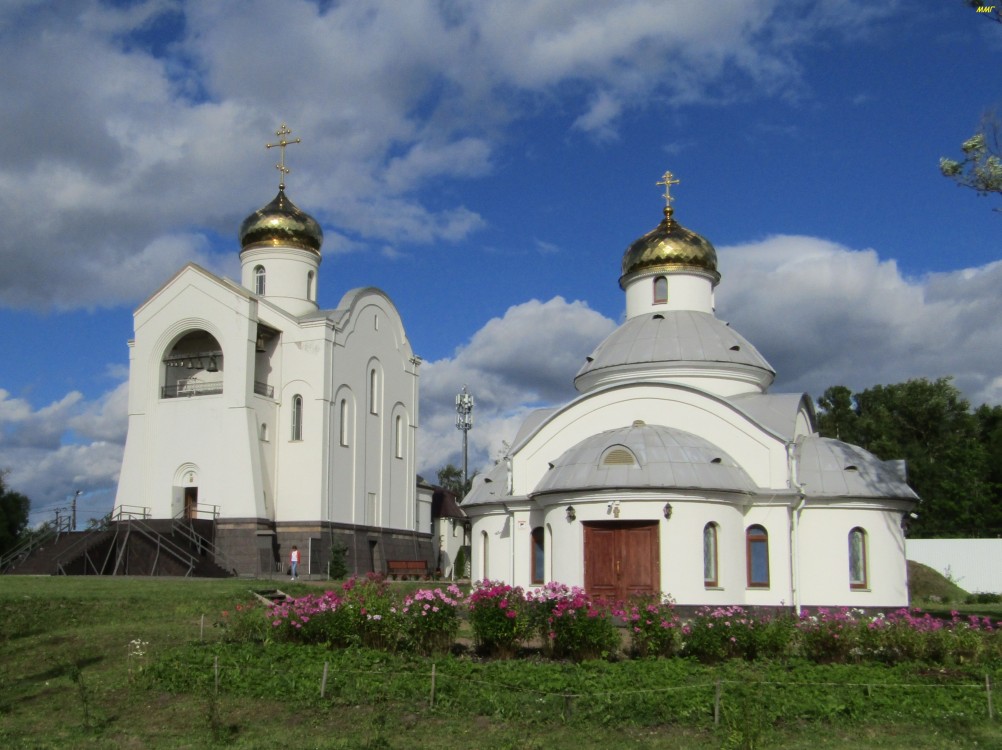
[0,469,31,557]
[940,110,1002,210]
[816,378,1001,537]
[436,463,474,498]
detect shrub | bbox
[616,595,681,658]
[218,599,271,644]
[681,606,757,663]
[467,580,532,657]
[327,538,349,580]
[399,585,464,655]
[268,589,357,647]
[796,607,865,663]
[543,586,618,661]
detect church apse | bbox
[161,330,224,398]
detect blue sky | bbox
[1,0,999,526]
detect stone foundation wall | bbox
[213,520,434,578]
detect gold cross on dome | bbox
[656,170,681,208]
[266,123,302,190]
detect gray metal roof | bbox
[574,310,775,385]
[796,436,918,501]
[727,392,814,442]
[462,460,511,506]
[532,422,757,496]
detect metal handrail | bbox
[0,525,57,573]
[171,505,240,576]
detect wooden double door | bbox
[583,520,660,601]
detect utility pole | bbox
[455,385,474,490]
[72,490,81,532]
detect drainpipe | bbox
[787,442,806,617]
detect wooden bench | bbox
[386,559,429,580]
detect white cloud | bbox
[417,296,616,475]
[0,0,897,311]
[715,236,1002,406]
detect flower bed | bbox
[219,577,1002,666]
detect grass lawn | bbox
[1,576,1000,749]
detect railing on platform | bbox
[112,504,151,520]
[161,379,223,398]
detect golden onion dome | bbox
[619,204,720,289]
[239,188,323,254]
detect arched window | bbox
[653,276,668,304]
[307,271,315,301]
[703,523,719,587]
[531,527,545,584]
[480,531,489,580]
[291,395,303,441]
[746,525,769,588]
[368,368,379,414]
[339,398,350,446]
[394,414,403,458]
[254,265,266,295]
[849,527,868,589]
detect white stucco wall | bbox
[512,384,789,494]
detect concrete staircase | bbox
[3,519,235,578]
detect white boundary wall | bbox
[906,539,1002,594]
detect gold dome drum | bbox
[620,205,719,286]
[239,189,323,254]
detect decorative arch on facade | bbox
[171,462,201,520]
[160,329,224,399]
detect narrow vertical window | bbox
[703,523,718,587]
[291,394,303,441]
[307,271,315,301]
[394,414,403,458]
[339,398,349,446]
[369,369,378,414]
[746,525,769,588]
[849,527,868,589]
[653,276,668,304]
[531,527,545,584]
[480,531,489,580]
[254,265,266,295]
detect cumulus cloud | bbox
[0,383,127,525]
[417,297,616,475]
[0,0,895,311]
[715,236,1002,406]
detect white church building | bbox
[463,173,918,610]
[113,127,430,576]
